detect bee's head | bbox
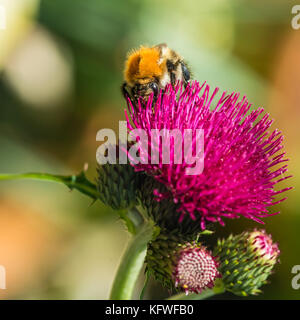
[122,81,159,106]
[122,46,164,104]
[124,46,164,83]
[122,44,191,105]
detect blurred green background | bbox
[0,0,299,299]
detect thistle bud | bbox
[146,230,220,294]
[248,230,280,265]
[139,176,177,224]
[97,162,141,209]
[140,176,204,235]
[97,144,142,209]
[214,229,280,296]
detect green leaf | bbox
[200,229,214,236]
[119,208,140,235]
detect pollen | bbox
[124,46,164,83]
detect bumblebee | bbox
[122,43,191,104]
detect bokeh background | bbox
[0,0,299,299]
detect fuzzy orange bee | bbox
[122,43,191,104]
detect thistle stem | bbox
[167,289,216,300]
[0,172,99,199]
[0,173,155,300]
[140,271,150,300]
[127,207,145,232]
[167,280,225,300]
[109,218,155,300]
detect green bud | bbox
[97,162,141,210]
[214,229,280,296]
[139,176,205,235]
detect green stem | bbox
[109,220,155,300]
[167,280,225,300]
[0,173,154,300]
[0,172,99,200]
[127,207,145,232]
[140,271,150,300]
[168,289,216,300]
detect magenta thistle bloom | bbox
[125,81,292,229]
[174,246,220,294]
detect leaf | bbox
[200,229,214,235]
[118,209,137,234]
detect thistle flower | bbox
[146,230,220,294]
[125,81,292,229]
[214,229,280,296]
[174,245,220,294]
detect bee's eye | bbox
[150,82,159,96]
[181,62,190,82]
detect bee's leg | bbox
[166,60,177,87]
[149,82,159,98]
[181,62,190,88]
[170,73,176,87]
[121,82,130,99]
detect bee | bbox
[122,43,191,105]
